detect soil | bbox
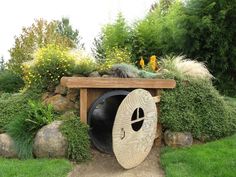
[68,144,164,177]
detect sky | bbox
[0,0,156,60]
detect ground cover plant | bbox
[160,56,236,141]
[0,158,72,177]
[60,116,91,163]
[160,134,236,177]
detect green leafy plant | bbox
[60,117,91,163]
[0,70,24,93]
[6,100,55,159]
[23,44,75,90]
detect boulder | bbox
[0,133,17,158]
[55,85,67,96]
[42,92,54,101]
[33,121,68,158]
[66,89,79,102]
[44,94,75,112]
[164,130,193,147]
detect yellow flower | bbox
[139,57,145,69]
[149,55,158,71]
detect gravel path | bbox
[68,144,164,177]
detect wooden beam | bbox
[80,88,88,123]
[61,77,176,89]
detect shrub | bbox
[160,79,236,141]
[60,117,91,163]
[23,45,75,90]
[6,100,55,159]
[160,55,214,80]
[0,70,24,93]
[0,90,40,133]
[97,47,132,73]
[160,56,236,140]
[72,51,97,76]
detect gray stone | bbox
[44,94,75,112]
[33,121,68,158]
[164,130,193,147]
[89,71,101,77]
[102,74,112,78]
[0,133,17,158]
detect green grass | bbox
[0,158,72,177]
[160,134,236,177]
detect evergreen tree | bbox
[0,56,4,71]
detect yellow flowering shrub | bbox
[23,44,75,90]
[97,47,132,73]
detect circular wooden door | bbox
[112,89,157,169]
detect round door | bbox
[112,89,157,169]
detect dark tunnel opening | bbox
[87,90,130,154]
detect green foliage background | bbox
[0,70,24,93]
[93,0,236,96]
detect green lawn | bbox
[0,158,72,177]
[160,134,236,177]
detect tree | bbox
[170,0,236,96]
[0,56,4,71]
[56,17,84,49]
[93,13,131,60]
[136,0,236,96]
[8,18,83,75]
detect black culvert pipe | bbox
[88,90,129,154]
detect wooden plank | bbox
[80,88,88,123]
[155,89,162,139]
[61,77,176,89]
